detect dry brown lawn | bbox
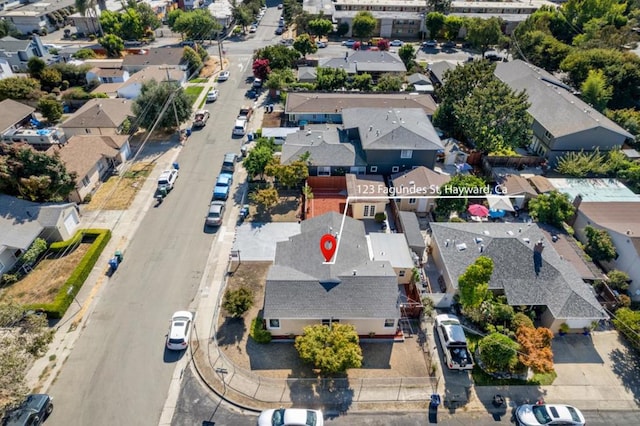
[84,162,152,210]
[261,112,283,128]
[200,57,228,78]
[249,192,301,223]
[0,243,92,305]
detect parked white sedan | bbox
[515,404,585,426]
[258,408,324,426]
[166,311,193,351]
[218,70,230,81]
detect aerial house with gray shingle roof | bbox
[263,212,401,338]
[494,60,634,166]
[429,222,608,332]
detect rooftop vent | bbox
[507,230,514,235]
[479,244,484,253]
[353,270,357,276]
[409,180,415,186]
[475,237,483,244]
[483,230,490,235]
[523,238,530,244]
[456,243,467,251]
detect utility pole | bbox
[217,33,224,72]
[159,66,182,141]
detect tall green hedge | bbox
[27,229,111,318]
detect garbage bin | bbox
[247,133,254,142]
[428,393,440,424]
[108,257,119,272]
[172,162,180,170]
[185,128,192,137]
[114,250,123,263]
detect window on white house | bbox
[318,166,331,176]
[399,270,406,277]
[370,166,378,173]
[82,176,90,187]
[322,318,339,326]
[269,319,280,328]
[384,319,395,328]
[400,150,413,159]
[409,198,416,204]
[363,205,376,217]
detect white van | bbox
[233,119,247,136]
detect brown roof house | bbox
[121,47,188,73]
[0,194,79,276]
[495,174,538,209]
[390,166,451,215]
[60,98,134,138]
[285,92,437,124]
[0,99,35,134]
[345,174,389,220]
[429,222,608,332]
[47,135,131,203]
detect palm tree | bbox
[75,0,103,36]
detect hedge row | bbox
[27,229,111,318]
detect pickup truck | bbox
[193,109,210,128]
[435,314,474,371]
[237,106,253,122]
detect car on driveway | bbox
[258,408,324,426]
[252,78,263,88]
[275,27,284,35]
[3,394,53,426]
[218,70,230,81]
[166,311,193,351]
[342,39,356,47]
[206,89,218,102]
[316,41,327,48]
[515,404,585,426]
[423,40,438,48]
[390,39,404,46]
[213,173,233,200]
[206,201,226,227]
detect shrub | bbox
[512,312,534,331]
[449,216,466,223]
[374,212,387,223]
[20,238,48,266]
[1,273,19,285]
[222,287,254,318]
[250,317,272,343]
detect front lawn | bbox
[84,162,152,210]
[184,85,204,104]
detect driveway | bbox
[232,222,301,260]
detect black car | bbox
[3,394,53,426]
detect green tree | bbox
[0,77,41,101]
[308,18,333,38]
[222,287,254,318]
[131,80,192,131]
[73,48,97,59]
[250,186,279,210]
[295,323,363,375]
[27,57,46,79]
[38,98,63,123]
[0,143,76,202]
[244,144,275,179]
[580,69,613,112]
[182,46,203,75]
[397,43,416,69]
[166,8,183,28]
[53,63,92,87]
[434,174,487,218]
[293,34,317,58]
[266,68,296,92]
[265,158,309,188]
[560,49,640,109]
[375,74,403,92]
[478,332,520,373]
[254,45,300,70]
[433,60,496,136]
[426,12,446,39]
[561,0,627,30]
[443,15,464,41]
[351,11,377,40]
[612,307,640,350]
[527,190,575,227]
[350,73,373,91]
[458,256,494,310]
[316,67,348,91]
[336,22,349,37]
[465,17,503,55]
[454,79,532,153]
[555,148,607,177]
[135,2,161,30]
[231,3,253,33]
[39,68,63,91]
[173,8,220,41]
[583,225,616,262]
[606,108,640,142]
[514,30,573,72]
[606,270,630,292]
[0,18,18,38]
[99,33,124,57]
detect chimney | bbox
[353,270,357,276]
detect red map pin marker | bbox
[320,234,337,262]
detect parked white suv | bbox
[157,169,178,192]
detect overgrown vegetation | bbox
[222,287,254,318]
